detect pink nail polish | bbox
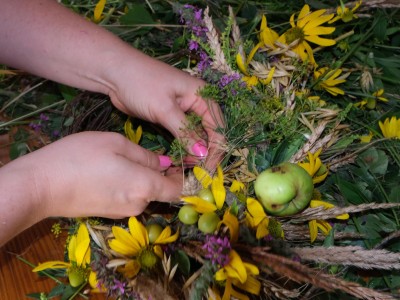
[191,141,208,158]
[159,155,172,168]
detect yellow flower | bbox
[379,116,400,139]
[124,118,142,144]
[235,17,277,88]
[313,67,347,96]
[108,217,178,276]
[308,200,349,243]
[246,197,270,239]
[215,250,261,299]
[33,224,91,286]
[329,1,362,23]
[259,15,279,50]
[298,149,328,184]
[355,89,388,109]
[372,89,388,102]
[278,4,335,65]
[360,131,373,143]
[184,165,226,211]
[93,0,106,23]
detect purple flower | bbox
[197,51,210,73]
[194,8,203,22]
[188,40,199,51]
[219,73,240,88]
[29,122,42,132]
[202,235,231,267]
[39,113,49,122]
[111,279,126,295]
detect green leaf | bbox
[374,15,388,41]
[58,84,78,102]
[48,284,66,297]
[357,147,388,175]
[63,116,74,127]
[335,175,367,205]
[61,284,81,300]
[120,4,155,25]
[173,250,191,276]
[389,186,400,203]
[9,142,28,160]
[26,293,45,299]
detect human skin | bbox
[0,0,225,246]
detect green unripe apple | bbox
[254,162,313,216]
[198,188,215,204]
[178,205,199,225]
[146,223,163,243]
[198,212,220,234]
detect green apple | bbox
[254,162,313,216]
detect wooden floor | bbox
[0,219,104,299]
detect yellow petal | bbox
[32,261,70,272]
[109,226,141,256]
[93,0,106,23]
[68,235,77,262]
[305,34,336,46]
[317,220,332,235]
[215,268,228,281]
[134,125,142,144]
[236,53,248,76]
[120,259,141,278]
[255,218,270,239]
[128,217,149,248]
[154,226,179,244]
[212,166,226,209]
[246,43,261,64]
[193,166,213,188]
[218,210,239,243]
[230,180,244,193]
[259,66,275,85]
[309,220,318,243]
[75,224,90,267]
[224,250,247,283]
[182,196,217,213]
[233,274,261,296]
[153,245,164,259]
[246,197,267,227]
[89,271,107,292]
[310,200,333,209]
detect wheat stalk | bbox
[203,7,235,75]
[293,246,400,270]
[290,202,400,222]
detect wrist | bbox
[0,156,47,245]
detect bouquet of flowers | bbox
[25,1,400,299]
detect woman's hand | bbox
[0,132,183,246]
[105,48,226,169]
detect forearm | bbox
[0,157,46,247]
[0,0,134,96]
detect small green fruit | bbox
[178,205,199,225]
[68,268,86,287]
[146,223,163,243]
[198,212,220,234]
[254,162,313,216]
[198,188,215,204]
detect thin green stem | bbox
[0,80,46,113]
[17,256,89,300]
[0,100,66,129]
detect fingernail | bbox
[159,155,173,168]
[191,141,208,158]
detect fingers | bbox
[108,132,172,171]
